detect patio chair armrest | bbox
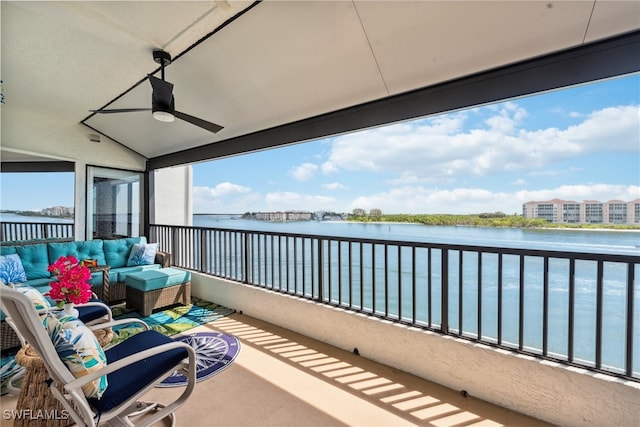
[77,301,113,322]
[87,318,149,332]
[64,341,196,392]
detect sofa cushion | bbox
[125,268,191,292]
[103,237,146,269]
[0,246,18,256]
[0,254,27,284]
[112,265,161,283]
[14,244,50,280]
[25,278,56,291]
[88,270,114,287]
[48,240,106,266]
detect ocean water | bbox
[3,213,638,375]
[193,215,640,376]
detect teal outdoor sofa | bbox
[1,236,170,350]
[0,236,170,303]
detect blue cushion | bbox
[88,270,115,287]
[88,330,187,413]
[0,246,18,256]
[77,298,110,324]
[126,243,158,266]
[0,254,27,284]
[103,237,146,269]
[48,240,107,266]
[125,268,191,292]
[25,278,56,290]
[15,244,50,280]
[112,265,161,283]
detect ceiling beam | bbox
[148,30,640,171]
[1,161,75,173]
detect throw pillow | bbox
[43,312,108,398]
[126,243,158,266]
[15,286,52,311]
[81,259,98,267]
[0,254,27,284]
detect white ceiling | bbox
[2,1,639,163]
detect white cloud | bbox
[193,182,251,197]
[514,184,640,204]
[290,163,318,181]
[323,182,347,190]
[265,192,335,211]
[321,161,339,174]
[327,104,639,183]
[348,184,639,215]
[511,179,527,186]
[193,183,255,212]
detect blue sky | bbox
[191,74,639,214]
[2,74,639,215]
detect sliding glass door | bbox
[86,166,143,239]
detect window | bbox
[86,166,143,239]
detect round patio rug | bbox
[158,332,240,387]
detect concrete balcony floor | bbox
[1,312,551,426]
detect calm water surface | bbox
[193,215,640,255]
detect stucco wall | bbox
[192,272,640,427]
[149,166,193,226]
[1,120,147,239]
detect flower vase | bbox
[63,302,79,318]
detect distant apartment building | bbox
[523,199,640,224]
[254,211,313,222]
[41,206,74,216]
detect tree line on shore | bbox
[347,212,640,230]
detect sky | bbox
[191,74,639,215]
[1,74,639,215]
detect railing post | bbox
[317,238,324,302]
[243,232,250,284]
[199,229,207,273]
[172,227,180,267]
[626,262,635,377]
[441,249,449,333]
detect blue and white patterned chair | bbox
[0,286,196,427]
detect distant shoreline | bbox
[341,219,640,233]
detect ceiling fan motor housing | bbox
[152,94,175,122]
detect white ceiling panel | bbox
[586,0,640,43]
[210,1,387,115]
[356,1,595,95]
[2,1,639,164]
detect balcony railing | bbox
[0,221,74,243]
[151,224,639,381]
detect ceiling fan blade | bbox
[148,74,174,105]
[174,111,224,133]
[91,108,151,114]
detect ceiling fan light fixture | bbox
[153,110,175,122]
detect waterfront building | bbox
[254,211,313,222]
[41,206,74,216]
[523,199,640,224]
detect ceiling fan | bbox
[90,50,223,133]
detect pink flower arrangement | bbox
[47,255,92,306]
